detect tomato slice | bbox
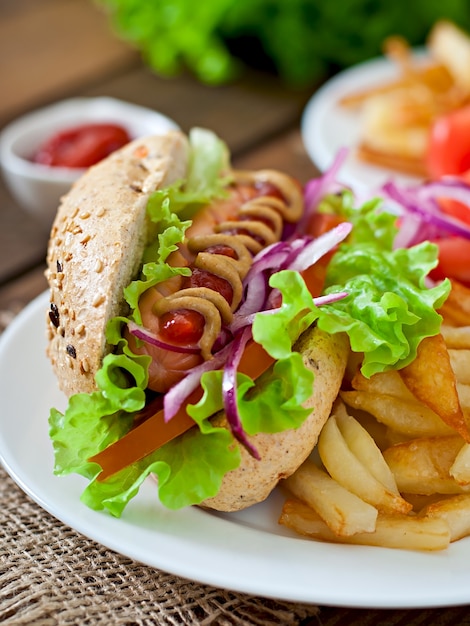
[305,211,345,238]
[429,236,470,287]
[437,170,470,227]
[90,340,275,481]
[426,105,470,179]
[33,123,131,168]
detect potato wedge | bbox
[399,334,470,441]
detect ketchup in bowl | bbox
[32,123,131,168]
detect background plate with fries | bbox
[302,20,470,189]
[301,52,424,189]
[4,291,470,609]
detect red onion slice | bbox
[222,327,260,459]
[302,148,349,228]
[163,343,232,422]
[382,180,470,245]
[288,222,352,273]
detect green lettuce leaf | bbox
[315,193,451,377]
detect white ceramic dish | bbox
[0,97,179,226]
[2,292,470,608]
[301,54,424,191]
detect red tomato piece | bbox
[437,170,470,227]
[305,212,345,238]
[429,236,470,287]
[33,123,131,168]
[426,105,470,179]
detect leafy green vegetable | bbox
[315,193,451,377]
[95,0,470,85]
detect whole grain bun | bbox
[46,132,188,397]
[202,326,348,511]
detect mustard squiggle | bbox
[153,169,303,358]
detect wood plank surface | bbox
[0,0,313,287]
[81,66,311,155]
[0,0,139,125]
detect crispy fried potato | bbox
[402,492,454,513]
[420,494,470,542]
[332,402,399,493]
[399,334,470,441]
[340,390,456,438]
[450,443,470,486]
[442,327,470,350]
[383,436,468,495]
[283,460,377,536]
[357,144,428,177]
[279,499,450,551]
[318,411,411,514]
[457,383,470,410]
[439,281,470,327]
[351,369,415,399]
[428,20,470,95]
[448,349,470,383]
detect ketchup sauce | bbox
[32,123,131,168]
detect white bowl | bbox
[0,97,179,226]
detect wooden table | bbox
[1,2,469,624]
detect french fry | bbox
[399,334,470,441]
[333,402,399,493]
[448,349,470,382]
[438,280,470,327]
[420,494,470,542]
[279,499,450,551]
[457,383,470,411]
[450,443,470,485]
[318,412,411,514]
[441,327,470,350]
[340,390,456,438]
[402,492,453,513]
[428,20,470,95]
[357,143,428,177]
[283,460,378,536]
[351,368,415,399]
[383,436,468,495]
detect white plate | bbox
[2,292,470,609]
[301,54,424,190]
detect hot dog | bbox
[46,128,352,513]
[46,130,449,516]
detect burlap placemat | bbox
[0,311,319,626]
[0,465,320,625]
